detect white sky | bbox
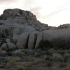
[0,0,70,26]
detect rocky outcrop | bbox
[3,28,69,50]
[42,28,70,49]
[0,8,49,32]
[17,28,70,49]
[16,32,30,49]
[57,24,70,29]
[0,8,70,51]
[0,9,51,47]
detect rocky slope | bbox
[0,8,50,32]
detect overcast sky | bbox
[0,0,70,26]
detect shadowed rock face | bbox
[52,37,70,50]
[36,40,53,50]
[42,28,70,50]
[28,32,38,49]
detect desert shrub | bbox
[59,63,66,68]
[44,55,52,61]
[21,49,25,52]
[5,59,17,68]
[47,62,52,67]
[53,53,63,61]
[17,68,23,70]
[53,66,59,70]
[0,48,2,51]
[48,48,55,53]
[47,48,55,55]
[64,52,70,61]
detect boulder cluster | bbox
[0,8,70,53]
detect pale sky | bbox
[0,0,70,26]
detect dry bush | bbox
[5,59,17,68]
[53,53,63,60]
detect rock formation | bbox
[0,8,49,33]
[0,8,70,52]
[57,24,70,29]
[42,28,70,49]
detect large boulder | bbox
[35,32,53,50]
[28,32,39,49]
[1,42,16,51]
[43,28,70,40]
[35,32,43,49]
[42,28,70,49]
[16,32,30,49]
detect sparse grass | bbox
[21,49,25,52]
[53,66,59,70]
[48,48,55,55]
[1,48,70,70]
[48,48,55,53]
[59,63,66,68]
[5,59,17,68]
[53,53,63,61]
[0,48,2,51]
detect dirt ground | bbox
[0,49,70,70]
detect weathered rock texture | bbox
[0,8,49,33]
[42,28,70,49]
[57,24,70,29]
[16,28,70,50]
